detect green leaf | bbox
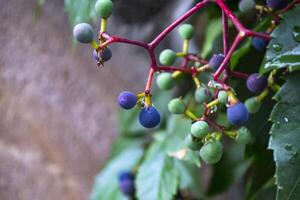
[269,72,300,200]
[260,6,300,73]
[136,142,178,200]
[90,147,144,200]
[118,107,146,136]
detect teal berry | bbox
[178,24,195,40]
[185,134,202,151]
[95,0,113,18]
[245,97,262,114]
[238,0,255,13]
[191,121,209,138]
[156,73,175,90]
[159,49,176,66]
[217,91,228,104]
[200,140,223,164]
[168,98,186,114]
[195,87,211,104]
[235,127,252,144]
[73,23,94,43]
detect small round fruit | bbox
[95,0,113,18]
[238,0,255,13]
[73,23,94,43]
[92,49,99,61]
[118,171,134,182]
[235,127,252,144]
[217,91,228,104]
[191,121,209,138]
[185,134,202,151]
[266,0,288,10]
[209,54,225,70]
[227,103,249,126]
[178,24,195,40]
[245,97,262,114]
[252,36,269,51]
[168,98,186,114]
[156,73,175,90]
[99,47,112,62]
[200,141,223,164]
[195,87,211,104]
[159,49,176,66]
[139,106,161,128]
[117,91,137,110]
[118,171,134,197]
[246,73,268,93]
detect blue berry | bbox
[92,49,99,61]
[118,91,137,110]
[266,0,288,10]
[246,73,268,93]
[100,47,112,62]
[227,103,249,126]
[139,106,160,128]
[73,23,94,43]
[252,36,269,51]
[209,54,225,70]
[118,171,134,197]
[118,171,134,182]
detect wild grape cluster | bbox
[73,0,289,168]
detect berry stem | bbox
[185,109,198,121]
[230,71,250,79]
[145,68,155,92]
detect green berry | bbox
[235,127,252,144]
[200,140,223,164]
[73,23,94,43]
[95,0,113,18]
[217,91,228,104]
[191,121,209,138]
[178,24,195,40]
[156,73,175,90]
[185,134,202,151]
[238,0,255,13]
[195,87,211,104]
[245,97,262,114]
[159,49,176,66]
[168,98,186,114]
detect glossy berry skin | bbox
[73,23,94,43]
[238,0,255,13]
[95,0,113,18]
[235,127,252,144]
[139,106,160,128]
[156,73,175,90]
[227,103,249,126]
[159,49,176,66]
[245,97,262,114]
[118,171,134,197]
[178,24,195,40]
[266,0,288,10]
[92,49,99,61]
[117,91,137,110]
[168,98,186,114]
[195,87,211,104]
[191,121,209,138]
[217,91,228,104]
[252,37,269,51]
[200,141,223,164]
[209,54,225,70]
[100,47,112,62]
[185,134,202,151]
[246,73,268,93]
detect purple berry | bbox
[266,0,288,10]
[252,36,269,51]
[209,54,225,70]
[227,103,249,126]
[118,91,137,109]
[246,73,268,93]
[92,49,99,61]
[100,47,112,62]
[118,171,134,197]
[139,106,160,128]
[118,171,134,182]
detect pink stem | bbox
[145,68,155,92]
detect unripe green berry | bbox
[185,134,202,151]
[217,91,228,104]
[156,73,175,90]
[200,140,223,164]
[195,87,211,104]
[95,0,113,18]
[245,97,262,114]
[178,24,195,40]
[191,121,209,138]
[73,23,94,43]
[168,98,186,114]
[235,127,251,144]
[159,49,176,66]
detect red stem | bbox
[145,68,155,92]
[230,71,250,79]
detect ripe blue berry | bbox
[246,73,268,93]
[73,23,94,43]
[92,49,99,61]
[227,103,249,126]
[238,0,255,13]
[159,49,176,66]
[168,98,186,114]
[139,106,160,128]
[245,97,262,114]
[100,47,112,62]
[185,134,202,151]
[209,54,225,70]
[178,24,195,40]
[266,0,288,10]
[200,140,223,164]
[117,91,137,110]
[195,87,211,104]
[252,36,269,51]
[156,73,175,90]
[118,171,134,197]
[95,0,113,18]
